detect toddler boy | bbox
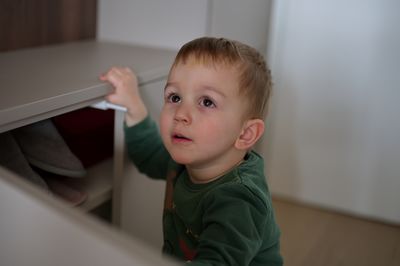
[101,37,282,265]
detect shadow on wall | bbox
[261,76,302,199]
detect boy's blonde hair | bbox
[172,37,272,119]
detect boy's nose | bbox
[174,104,192,125]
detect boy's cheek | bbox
[159,115,170,139]
[160,106,176,123]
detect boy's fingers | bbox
[105,93,122,106]
[99,73,107,80]
[102,70,124,87]
[105,93,114,102]
[99,68,114,81]
[99,67,137,98]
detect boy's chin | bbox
[168,152,195,165]
[170,154,192,165]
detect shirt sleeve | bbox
[189,183,275,266]
[124,115,171,180]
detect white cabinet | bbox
[0,41,176,264]
[1,41,173,132]
[120,79,167,250]
[0,166,175,265]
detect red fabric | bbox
[52,107,114,167]
[179,238,197,261]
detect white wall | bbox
[208,0,271,52]
[265,0,400,223]
[98,0,209,49]
[98,0,271,52]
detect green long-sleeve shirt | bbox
[124,116,282,266]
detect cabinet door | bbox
[120,79,166,251]
[0,166,174,266]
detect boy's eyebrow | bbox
[165,82,226,98]
[202,85,227,98]
[164,81,176,90]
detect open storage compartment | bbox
[0,40,176,224]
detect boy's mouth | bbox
[172,133,192,142]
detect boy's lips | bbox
[171,132,193,143]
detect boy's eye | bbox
[200,97,216,108]
[167,93,181,103]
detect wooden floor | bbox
[272,198,400,266]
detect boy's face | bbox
[160,57,248,169]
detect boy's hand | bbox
[100,67,148,127]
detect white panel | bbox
[121,80,167,250]
[264,0,400,223]
[98,0,208,49]
[209,0,272,52]
[0,167,174,266]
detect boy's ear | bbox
[235,119,265,150]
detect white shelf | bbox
[68,158,113,212]
[0,41,176,133]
